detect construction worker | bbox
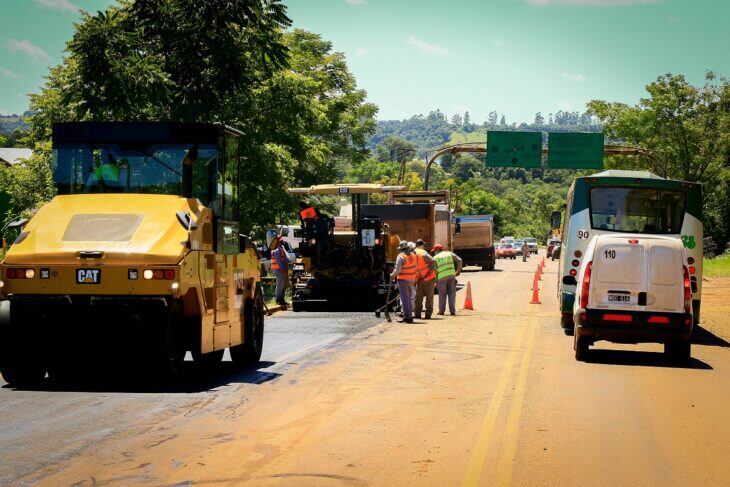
[270,236,289,308]
[432,244,462,316]
[413,239,437,319]
[391,240,418,323]
[521,241,530,262]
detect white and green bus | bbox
[557,170,703,330]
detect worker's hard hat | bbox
[431,244,444,253]
[398,240,410,251]
[416,239,425,247]
[408,241,415,250]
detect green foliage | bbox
[0,146,54,226]
[17,1,376,235]
[588,71,730,249]
[704,250,730,278]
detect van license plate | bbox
[608,293,630,303]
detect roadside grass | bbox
[704,252,730,278]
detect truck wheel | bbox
[574,334,590,361]
[664,340,691,363]
[231,286,265,366]
[0,302,47,387]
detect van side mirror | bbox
[550,211,562,230]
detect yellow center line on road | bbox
[495,317,538,486]
[461,316,530,487]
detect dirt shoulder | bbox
[699,276,730,342]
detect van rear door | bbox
[590,237,646,311]
[589,236,685,314]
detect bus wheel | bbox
[231,286,265,366]
[0,303,47,387]
[664,340,691,363]
[574,335,590,361]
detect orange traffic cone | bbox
[530,277,541,304]
[463,281,474,310]
[542,255,546,267]
[537,263,543,280]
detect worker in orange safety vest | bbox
[413,239,437,319]
[390,240,418,323]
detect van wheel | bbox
[574,335,590,361]
[231,286,265,365]
[665,340,691,363]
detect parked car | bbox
[496,243,517,259]
[572,234,693,362]
[524,237,538,254]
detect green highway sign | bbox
[486,131,542,168]
[547,132,604,169]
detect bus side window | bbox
[563,191,574,242]
[223,134,240,221]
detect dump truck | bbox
[362,190,452,253]
[287,184,403,311]
[0,122,264,386]
[452,214,496,271]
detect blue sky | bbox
[0,0,728,124]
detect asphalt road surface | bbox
[2,252,729,486]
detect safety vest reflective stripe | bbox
[398,253,418,281]
[300,207,317,219]
[415,248,436,282]
[435,252,456,280]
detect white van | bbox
[573,234,694,362]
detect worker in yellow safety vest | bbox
[390,240,418,323]
[414,239,437,319]
[432,244,463,316]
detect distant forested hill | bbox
[368,108,602,156]
[0,113,31,134]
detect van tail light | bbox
[603,313,632,323]
[580,261,592,308]
[683,266,691,304]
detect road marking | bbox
[495,317,537,486]
[461,316,529,487]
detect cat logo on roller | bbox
[76,269,101,284]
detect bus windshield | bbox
[589,187,686,234]
[53,143,217,196]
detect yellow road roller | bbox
[0,122,264,386]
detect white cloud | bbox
[345,0,367,5]
[493,40,504,47]
[556,100,575,111]
[1,68,21,79]
[407,36,450,57]
[6,39,51,62]
[562,72,587,82]
[354,47,369,56]
[525,0,661,6]
[34,0,80,12]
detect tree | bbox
[499,115,506,126]
[488,111,498,125]
[451,114,463,126]
[534,112,545,126]
[375,136,415,163]
[23,2,377,233]
[463,111,471,126]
